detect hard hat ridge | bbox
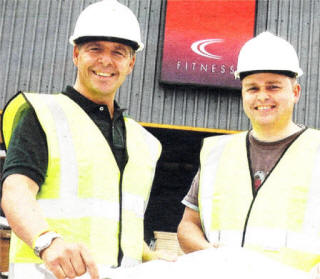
[69,0,144,52]
[234,31,303,79]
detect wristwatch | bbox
[33,231,62,258]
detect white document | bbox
[101,247,309,279]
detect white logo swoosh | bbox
[191,39,224,60]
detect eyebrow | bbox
[265,80,282,84]
[243,80,282,87]
[84,42,101,48]
[113,45,129,54]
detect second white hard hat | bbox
[234,31,303,79]
[69,0,144,52]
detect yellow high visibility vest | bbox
[2,92,162,268]
[199,130,320,271]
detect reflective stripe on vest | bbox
[3,92,161,268]
[198,130,320,271]
[198,134,234,243]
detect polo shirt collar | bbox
[62,86,126,117]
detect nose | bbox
[98,54,112,66]
[256,90,269,102]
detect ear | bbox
[73,45,80,67]
[293,82,301,104]
[127,55,136,74]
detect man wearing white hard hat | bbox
[177,31,320,274]
[0,1,168,278]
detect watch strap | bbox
[33,231,62,258]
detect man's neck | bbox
[251,122,302,142]
[73,84,115,118]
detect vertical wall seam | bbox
[36,0,52,92]
[48,1,63,93]
[14,0,29,93]
[137,0,151,120]
[182,89,187,126]
[0,0,7,105]
[226,93,232,130]
[204,91,209,128]
[304,0,314,126]
[294,0,304,123]
[147,0,161,123]
[26,0,40,91]
[60,0,74,91]
[3,0,17,105]
[314,0,320,128]
[193,91,199,127]
[215,93,221,128]
[170,89,176,125]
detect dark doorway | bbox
[144,127,222,243]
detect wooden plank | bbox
[0,229,10,272]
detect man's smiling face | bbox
[73,40,135,104]
[242,72,300,131]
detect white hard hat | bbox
[234,31,303,79]
[69,0,144,52]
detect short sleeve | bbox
[181,169,200,211]
[1,107,48,193]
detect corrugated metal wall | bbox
[1,0,319,131]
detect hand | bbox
[310,263,320,279]
[154,249,178,262]
[41,238,99,279]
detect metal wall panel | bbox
[255,0,320,129]
[1,0,319,131]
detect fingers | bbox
[211,242,220,248]
[51,264,67,279]
[155,250,178,262]
[310,264,320,279]
[42,238,98,279]
[79,244,99,279]
[69,249,86,276]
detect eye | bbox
[246,86,258,93]
[267,85,281,90]
[113,50,126,57]
[89,47,102,52]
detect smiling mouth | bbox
[255,105,276,111]
[93,71,115,77]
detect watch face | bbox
[34,232,61,257]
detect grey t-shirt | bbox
[182,128,306,210]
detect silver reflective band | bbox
[139,128,161,163]
[120,256,141,268]
[38,193,146,221]
[200,135,233,243]
[122,192,145,219]
[245,227,320,254]
[38,198,120,220]
[209,228,320,254]
[42,95,79,198]
[209,230,243,247]
[303,142,320,236]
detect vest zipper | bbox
[241,197,256,246]
[117,171,124,266]
[115,118,124,266]
[242,129,307,246]
[242,132,257,246]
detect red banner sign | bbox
[160,0,256,89]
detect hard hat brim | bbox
[70,36,141,52]
[238,70,299,80]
